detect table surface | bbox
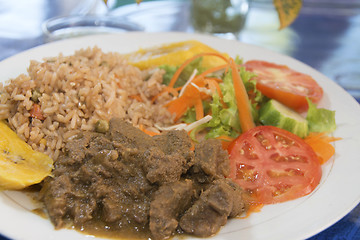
[0,0,359,239]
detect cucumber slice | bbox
[259,99,309,138]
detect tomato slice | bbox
[244,60,323,112]
[228,126,321,204]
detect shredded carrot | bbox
[151,86,180,103]
[304,132,342,164]
[229,58,255,132]
[191,64,229,84]
[205,78,227,108]
[165,54,255,132]
[190,141,195,151]
[205,79,222,96]
[164,60,231,122]
[174,86,183,91]
[204,77,223,83]
[194,96,204,120]
[216,135,235,149]
[166,70,221,121]
[216,135,235,142]
[129,94,143,102]
[139,125,160,136]
[151,95,159,103]
[168,53,229,89]
[166,83,205,121]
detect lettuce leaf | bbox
[205,65,264,139]
[159,57,205,88]
[166,56,265,141]
[306,98,336,133]
[206,90,240,139]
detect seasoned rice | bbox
[0,47,174,160]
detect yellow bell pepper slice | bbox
[124,40,228,70]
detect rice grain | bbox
[0,47,174,160]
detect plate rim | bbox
[0,32,360,240]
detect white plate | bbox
[0,32,360,240]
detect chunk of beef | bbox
[149,180,194,240]
[179,179,246,237]
[40,118,248,239]
[40,132,114,228]
[109,118,155,151]
[109,119,194,185]
[62,131,113,164]
[189,139,230,184]
[101,196,150,224]
[41,135,154,230]
[70,196,97,225]
[142,147,189,184]
[89,149,154,226]
[153,130,194,166]
[226,179,247,218]
[143,130,195,185]
[40,174,74,229]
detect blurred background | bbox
[0,0,359,239]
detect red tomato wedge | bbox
[228,126,322,204]
[244,60,323,112]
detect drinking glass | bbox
[41,0,143,42]
[190,0,250,39]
